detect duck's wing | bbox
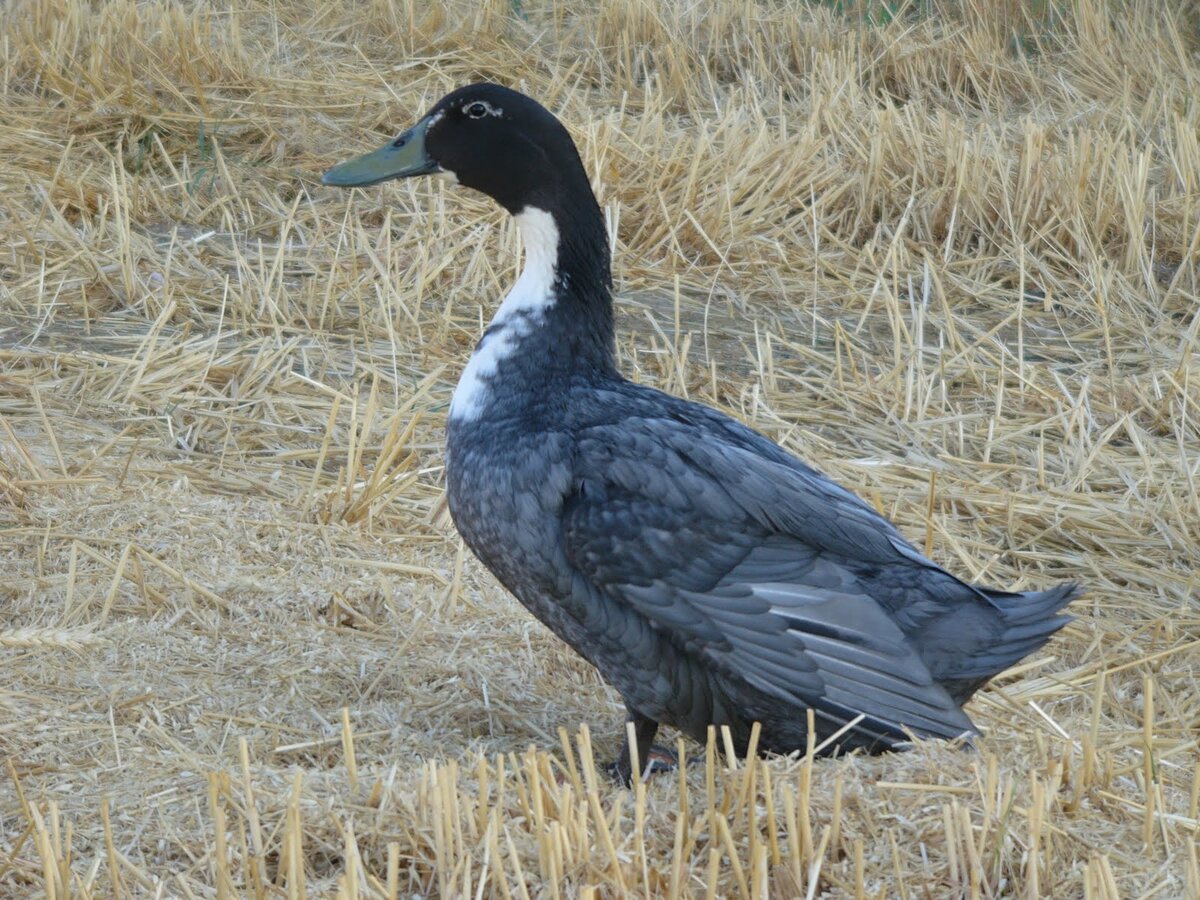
[563,413,977,743]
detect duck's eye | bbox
[465,102,489,119]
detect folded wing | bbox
[563,412,979,744]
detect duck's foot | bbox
[605,743,678,784]
[606,711,665,786]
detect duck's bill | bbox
[322,117,439,187]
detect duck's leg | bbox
[609,709,661,786]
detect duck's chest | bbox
[445,418,576,594]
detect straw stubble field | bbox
[1,0,1198,896]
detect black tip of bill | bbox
[322,117,439,188]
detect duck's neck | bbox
[448,202,617,423]
[516,200,616,369]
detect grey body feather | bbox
[448,372,1078,758]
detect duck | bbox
[323,83,1078,784]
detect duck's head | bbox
[324,83,616,374]
[322,83,596,218]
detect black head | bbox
[323,83,616,370]
[323,83,596,217]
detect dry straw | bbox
[2,0,1198,895]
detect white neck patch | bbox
[449,207,560,422]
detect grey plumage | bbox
[448,378,1078,772]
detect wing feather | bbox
[564,414,978,743]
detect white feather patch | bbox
[449,207,559,421]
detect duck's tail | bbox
[944,582,1081,703]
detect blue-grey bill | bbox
[322,117,439,187]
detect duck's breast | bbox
[446,419,581,620]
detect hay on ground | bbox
[1,0,1198,896]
